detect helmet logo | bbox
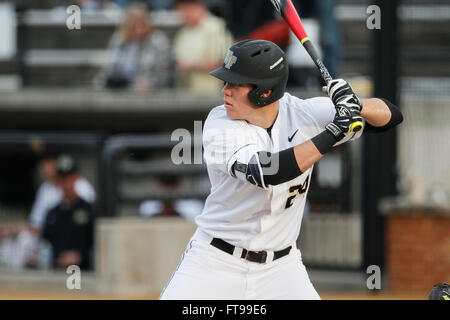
[270,57,284,70]
[224,50,237,69]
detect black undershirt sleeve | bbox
[262,148,302,186]
[232,147,303,188]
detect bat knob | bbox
[350,121,364,133]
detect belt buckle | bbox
[244,250,267,264]
[258,251,268,263]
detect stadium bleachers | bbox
[7,1,450,87]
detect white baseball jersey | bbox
[196,92,363,251]
[160,92,363,300]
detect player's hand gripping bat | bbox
[270,0,363,133]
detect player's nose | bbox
[222,82,232,96]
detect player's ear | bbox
[260,89,273,98]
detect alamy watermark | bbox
[66,265,81,290]
[367,5,381,30]
[66,5,81,30]
[366,265,381,290]
[170,121,281,175]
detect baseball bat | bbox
[270,0,363,133]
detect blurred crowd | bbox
[0,154,96,271]
[81,0,339,91]
[93,0,234,93]
[0,152,204,272]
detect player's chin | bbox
[225,106,238,119]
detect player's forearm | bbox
[294,113,356,172]
[293,140,324,173]
[361,98,403,132]
[360,98,392,127]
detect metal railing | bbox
[100,134,207,217]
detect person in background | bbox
[315,0,340,79]
[225,0,290,50]
[140,175,204,222]
[29,155,96,233]
[75,0,102,11]
[172,0,233,93]
[0,154,95,270]
[289,0,340,82]
[94,2,174,91]
[110,0,172,10]
[147,0,174,10]
[42,155,95,271]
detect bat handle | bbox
[302,41,363,133]
[300,36,363,133]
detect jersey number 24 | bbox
[284,175,310,209]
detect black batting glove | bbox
[337,95,363,115]
[326,79,363,112]
[325,104,363,142]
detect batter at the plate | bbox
[160,39,403,300]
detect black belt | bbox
[210,238,292,264]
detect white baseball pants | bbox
[159,229,320,300]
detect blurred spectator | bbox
[75,0,102,11]
[224,0,340,88]
[42,154,95,271]
[0,221,37,270]
[225,0,290,50]
[222,0,339,88]
[140,175,204,221]
[94,2,174,91]
[110,0,168,9]
[148,0,174,10]
[111,0,130,8]
[0,154,95,271]
[244,19,291,51]
[287,0,340,85]
[173,0,233,93]
[315,0,340,79]
[29,155,95,231]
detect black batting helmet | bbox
[210,39,289,107]
[428,283,450,300]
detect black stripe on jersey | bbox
[229,144,252,177]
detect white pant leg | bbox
[247,249,321,300]
[160,234,320,300]
[159,237,248,300]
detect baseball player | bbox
[160,39,403,299]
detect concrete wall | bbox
[95,217,196,296]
